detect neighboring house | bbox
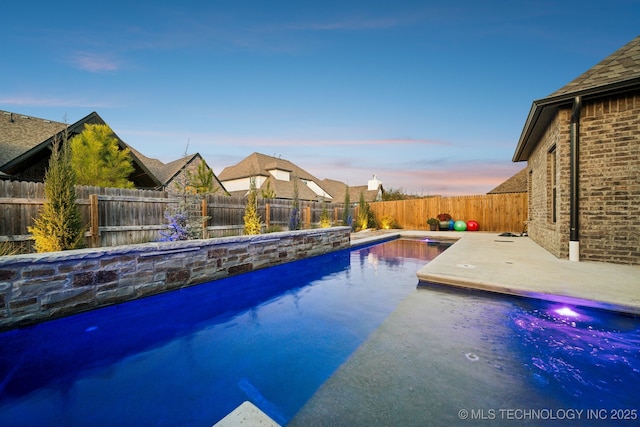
[321,175,384,203]
[0,110,225,193]
[512,35,640,265]
[129,148,226,194]
[487,167,528,194]
[218,152,333,201]
[218,152,385,203]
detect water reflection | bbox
[510,300,640,408]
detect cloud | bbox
[117,130,450,148]
[302,157,524,196]
[285,17,412,32]
[0,95,113,108]
[69,51,120,72]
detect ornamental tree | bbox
[70,123,134,188]
[29,134,85,252]
[243,177,262,235]
[288,177,301,230]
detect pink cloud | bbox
[305,158,524,197]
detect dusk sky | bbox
[2,1,639,195]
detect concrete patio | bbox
[351,230,640,315]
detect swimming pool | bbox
[0,238,448,426]
[291,283,640,426]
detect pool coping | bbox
[351,229,640,316]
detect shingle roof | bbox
[0,110,223,190]
[129,147,192,185]
[513,35,640,162]
[320,178,380,203]
[0,111,67,168]
[549,35,640,97]
[487,167,528,194]
[219,152,331,201]
[218,152,319,182]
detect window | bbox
[549,146,557,223]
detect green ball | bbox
[454,220,467,231]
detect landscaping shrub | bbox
[29,137,85,252]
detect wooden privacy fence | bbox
[368,193,528,233]
[201,194,347,237]
[0,181,172,248]
[1,180,527,250]
[0,180,350,249]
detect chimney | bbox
[368,174,382,191]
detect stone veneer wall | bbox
[527,91,640,265]
[0,227,351,331]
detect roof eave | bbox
[0,113,104,172]
[512,77,640,163]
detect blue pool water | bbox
[290,282,640,426]
[0,238,448,426]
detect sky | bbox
[2,1,639,196]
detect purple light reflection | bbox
[554,307,580,318]
[511,300,640,408]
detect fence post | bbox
[265,203,270,228]
[89,194,100,248]
[201,198,207,239]
[304,206,311,229]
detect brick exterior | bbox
[527,92,640,265]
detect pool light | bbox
[554,307,579,318]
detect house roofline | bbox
[512,76,640,162]
[0,111,103,172]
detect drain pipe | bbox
[569,96,581,261]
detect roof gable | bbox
[1,110,225,191]
[219,152,320,182]
[0,111,67,168]
[487,167,528,194]
[320,179,381,202]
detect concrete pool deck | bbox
[351,229,640,315]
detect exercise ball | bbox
[454,220,467,231]
[448,219,455,230]
[467,220,479,231]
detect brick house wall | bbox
[578,91,640,264]
[527,110,570,259]
[527,91,640,265]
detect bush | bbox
[379,214,400,229]
[319,201,331,228]
[243,177,262,235]
[29,137,85,252]
[0,241,18,257]
[357,191,370,230]
[289,177,301,230]
[158,212,190,241]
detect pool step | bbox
[213,401,281,427]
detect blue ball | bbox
[448,219,455,230]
